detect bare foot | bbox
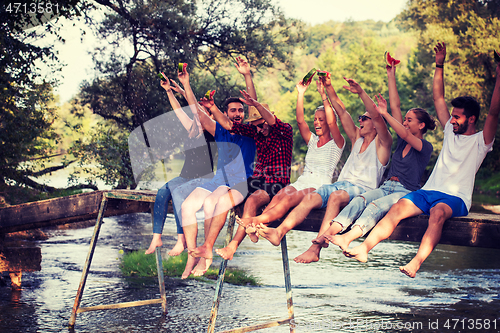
[245,223,259,243]
[399,259,421,278]
[189,244,213,259]
[182,253,200,279]
[294,245,321,263]
[311,234,329,248]
[215,243,237,260]
[256,224,283,246]
[167,235,186,256]
[192,257,213,277]
[343,245,368,263]
[145,234,163,254]
[312,223,342,247]
[236,217,259,243]
[324,234,350,251]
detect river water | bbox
[1,211,500,333]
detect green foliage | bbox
[0,0,95,191]
[120,251,259,286]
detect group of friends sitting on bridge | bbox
[145,42,500,279]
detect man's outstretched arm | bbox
[483,62,500,145]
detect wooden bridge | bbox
[1,190,500,248]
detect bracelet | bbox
[435,64,444,68]
[322,98,328,102]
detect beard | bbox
[453,120,469,134]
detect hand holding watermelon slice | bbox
[384,51,401,68]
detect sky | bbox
[41,0,408,103]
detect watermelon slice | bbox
[495,50,500,63]
[317,70,329,77]
[178,63,186,72]
[204,90,216,100]
[157,72,167,81]
[302,68,317,84]
[384,51,401,67]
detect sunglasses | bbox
[253,123,265,129]
[358,115,371,122]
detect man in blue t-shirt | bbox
[174,62,256,279]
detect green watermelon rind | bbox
[494,50,500,63]
[317,70,328,77]
[303,68,317,84]
[157,73,166,81]
[178,63,184,72]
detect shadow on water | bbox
[1,212,500,332]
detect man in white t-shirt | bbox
[345,42,500,278]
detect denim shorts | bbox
[402,189,468,218]
[314,180,366,209]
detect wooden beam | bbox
[269,210,500,249]
[0,191,153,234]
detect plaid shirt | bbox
[231,116,293,184]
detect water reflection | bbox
[0,213,499,332]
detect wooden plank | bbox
[0,191,153,234]
[268,210,500,249]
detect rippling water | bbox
[1,213,500,333]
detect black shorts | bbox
[247,177,287,199]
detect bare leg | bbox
[294,190,350,263]
[400,202,453,278]
[257,192,323,247]
[191,189,244,275]
[311,190,350,245]
[344,199,422,263]
[216,191,270,260]
[326,226,363,251]
[180,188,211,279]
[145,233,163,254]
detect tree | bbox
[0,0,96,192]
[75,0,304,188]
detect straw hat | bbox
[245,103,273,123]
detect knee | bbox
[327,190,348,206]
[429,207,448,226]
[302,192,321,207]
[203,195,218,211]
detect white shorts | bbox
[289,173,331,192]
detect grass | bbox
[120,250,259,286]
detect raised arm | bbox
[386,64,403,124]
[433,42,450,128]
[239,90,275,125]
[159,73,192,131]
[375,94,424,151]
[295,80,313,144]
[235,56,257,100]
[317,78,345,148]
[483,62,500,145]
[324,74,358,144]
[177,64,216,135]
[200,95,233,131]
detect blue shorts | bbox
[314,180,366,209]
[402,190,468,218]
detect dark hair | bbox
[408,108,436,134]
[222,97,244,113]
[451,96,480,124]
